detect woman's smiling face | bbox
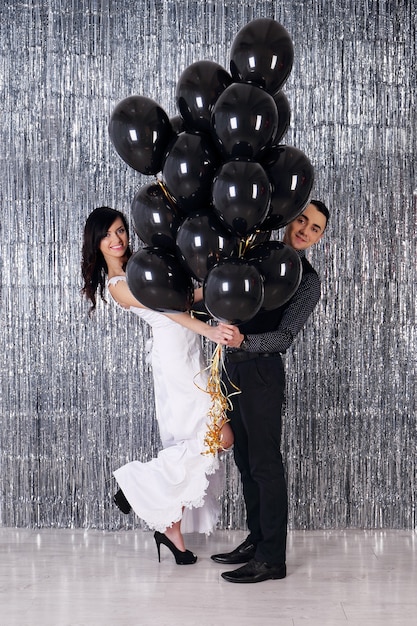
[99,217,129,260]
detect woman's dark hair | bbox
[310,199,330,227]
[81,206,132,313]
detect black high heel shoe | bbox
[153,531,197,565]
[113,489,131,514]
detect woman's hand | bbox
[207,323,240,346]
[217,323,245,348]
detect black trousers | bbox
[224,354,287,565]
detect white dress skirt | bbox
[109,276,223,533]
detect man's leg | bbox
[235,356,287,565]
[210,361,259,565]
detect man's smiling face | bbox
[283,203,327,251]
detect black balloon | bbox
[170,114,185,135]
[162,132,219,214]
[211,82,278,160]
[126,247,194,313]
[108,96,174,175]
[230,18,294,94]
[176,60,233,134]
[262,145,314,230]
[212,160,271,237]
[245,241,302,310]
[176,209,238,282]
[272,91,291,144]
[131,182,182,250]
[203,259,264,324]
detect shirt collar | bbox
[295,248,306,259]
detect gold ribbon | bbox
[195,344,241,456]
[157,178,177,207]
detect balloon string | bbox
[194,344,241,456]
[238,239,245,257]
[239,231,259,257]
[156,177,177,207]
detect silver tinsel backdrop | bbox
[0,0,415,530]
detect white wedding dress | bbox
[110,276,223,533]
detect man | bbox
[212,200,329,583]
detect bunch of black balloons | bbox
[108,18,314,324]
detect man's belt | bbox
[224,350,280,363]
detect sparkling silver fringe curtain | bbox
[0,0,415,530]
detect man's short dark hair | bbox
[310,199,329,227]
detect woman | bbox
[81,207,234,565]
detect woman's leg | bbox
[219,420,234,449]
[164,519,186,551]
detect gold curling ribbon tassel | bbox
[202,344,239,456]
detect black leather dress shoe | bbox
[221,558,286,583]
[211,537,256,564]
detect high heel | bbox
[113,489,131,514]
[153,531,197,565]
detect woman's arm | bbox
[109,276,234,344]
[165,311,234,344]
[107,278,146,310]
[194,286,203,302]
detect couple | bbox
[81,200,329,582]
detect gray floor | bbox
[0,527,416,625]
